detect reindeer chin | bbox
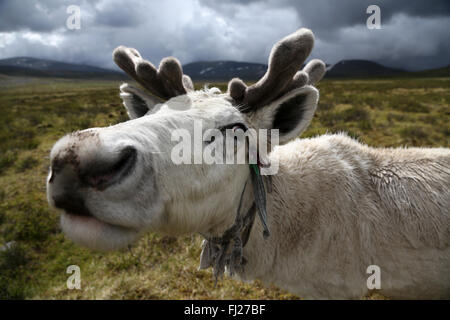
[60,212,139,251]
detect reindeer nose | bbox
[48,146,137,215]
[78,146,138,191]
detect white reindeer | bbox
[46,28,450,299]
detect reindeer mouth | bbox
[61,211,126,230]
[60,211,139,251]
[59,201,138,233]
[54,192,93,217]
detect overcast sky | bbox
[0,0,449,71]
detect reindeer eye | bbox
[219,122,247,132]
[204,132,221,145]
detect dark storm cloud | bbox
[284,0,450,38]
[0,0,142,31]
[0,0,101,32]
[0,0,62,32]
[94,0,146,28]
[201,0,450,28]
[0,0,449,71]
[200,0,450,70]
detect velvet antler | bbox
[113,46,194,100]
[227,28,326,111]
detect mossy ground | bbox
[0,76,448,299]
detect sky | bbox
[0,0,449,71]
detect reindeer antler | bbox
[228,28,326,111]
[113,46,194,100]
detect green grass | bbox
[0,76,448,299]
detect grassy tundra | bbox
[0,76,448,299]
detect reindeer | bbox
[46,28,450,299]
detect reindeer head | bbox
[46,28,325,251]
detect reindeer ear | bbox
[119,83,163,119]
[253,86,318,143]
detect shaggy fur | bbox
[233,133,450,299]
[47,86,450,299]
[47,28,449,299]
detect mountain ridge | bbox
[325,60,405,78]
[0,57,448,81]
[0,57,126,79]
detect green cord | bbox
[250,163,259,175]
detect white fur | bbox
[47,86,450,299]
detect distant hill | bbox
[326,60,405,78]
[0,57,448,82]
[0,57,126,79]
[183,61,267,81]
[411,64,450,77]
[325,60,450,79]
[182,59,417,81]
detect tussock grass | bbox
[0,242,30,299]
[0,76,448,299]
[15,156,39,173]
